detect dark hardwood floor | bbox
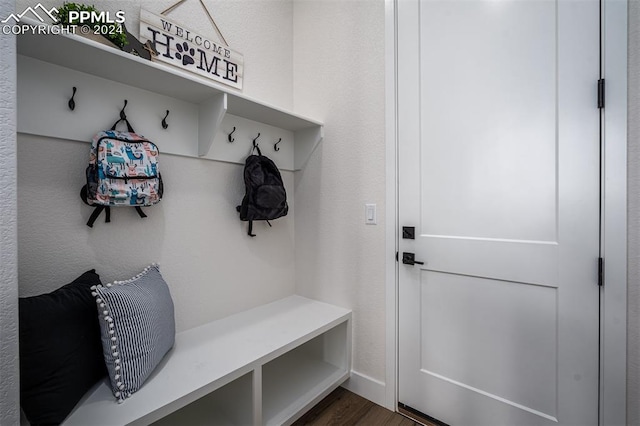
[293,387,430,426]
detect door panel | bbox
[419,0,558,244]
[398,0,600,425]
[420,272,557,417]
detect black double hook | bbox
[228,127,236,143]
[68,87,77,111]
[120,99,128,120]
[252,133,262,155]
[162,110,169,129]
[274,138,282,152]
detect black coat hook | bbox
[228,127,236,143]
[120,99,128,120]
[161,110,169,129]
[68,87,77,111]
[274,138,282,151]
[252,133,262,156]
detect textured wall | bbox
[18,135,296,332]
[14,0,296,338]
[0,1,19,425]
[293,0,387,385]
[628,1,639,423]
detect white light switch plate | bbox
[365,203,377,225]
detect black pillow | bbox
[20,270,107,425]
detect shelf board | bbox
[151,398,237,426]
[16,20,321,132]
[151,372,253,426]
[226,95,321,132]
[18,23,218,103]
[263,352,349,426]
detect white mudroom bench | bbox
[62,295,352,426]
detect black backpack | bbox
[237,146,288,237]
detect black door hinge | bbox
[396,251,399,262]
[598,257,604,287]
[598,79,605,109]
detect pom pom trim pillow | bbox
[92,264,176,402]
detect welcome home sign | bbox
[139,9,244,90]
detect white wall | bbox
[627,1,640,423]
[293,0,387,403]
[15,0,296,334]
[0,0,20,424]
[17,135,296,331]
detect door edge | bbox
[384,0,399,413]
[601,0,628,424]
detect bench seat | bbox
[63,295,352,426]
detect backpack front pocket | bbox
[98,138,159,180]
[92,136,161,206]
[255,185,287,209]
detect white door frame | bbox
[384,0,628,422]
[600,0,627,425]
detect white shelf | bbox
[262,331,350,426]
[151,371,253,426]
[62,296,351,425]
[16,20,323,170]
[16,22,321,129]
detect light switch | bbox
[365,204,377,225]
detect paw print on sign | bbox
[175,42,195,67]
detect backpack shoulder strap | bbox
[135,206,147,218]
[248,220,256,237]
[86,206,111,228]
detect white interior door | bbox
[397,1,601,425]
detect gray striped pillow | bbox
[92,264,175,402]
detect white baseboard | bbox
[341,370,388,409]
